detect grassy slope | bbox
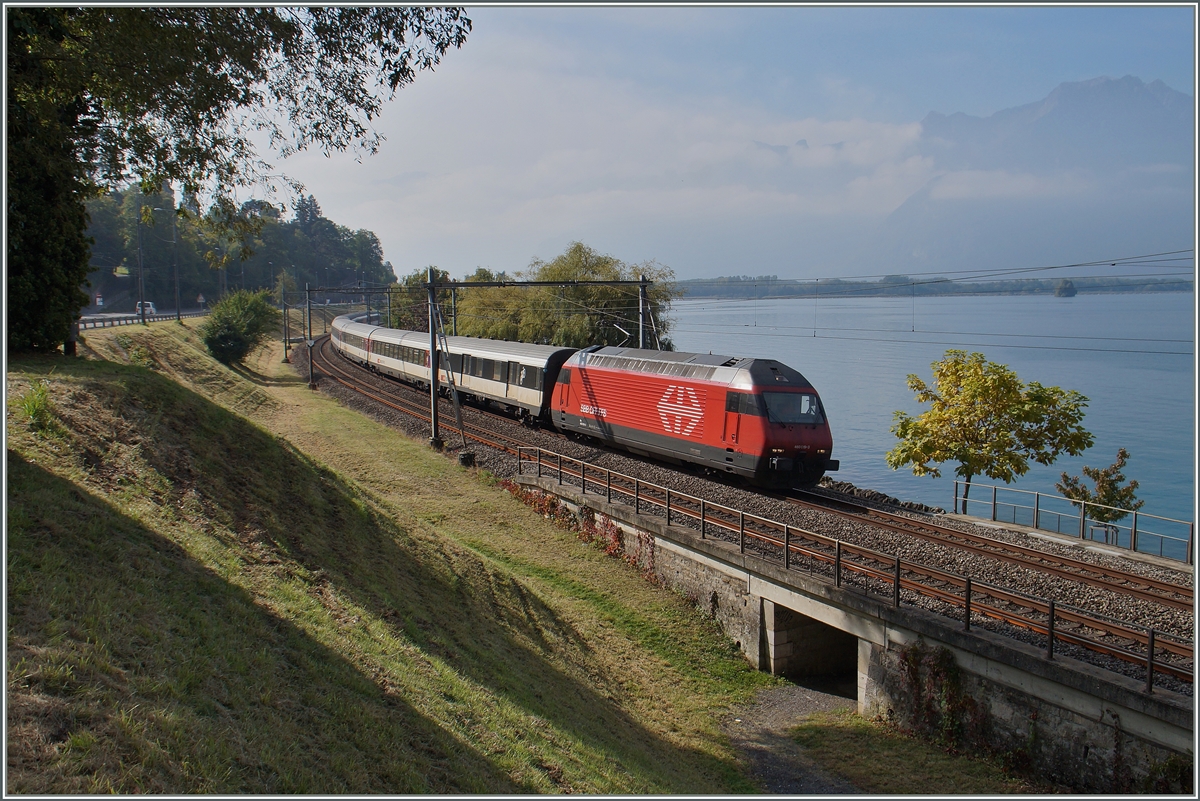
[7,321,775,794]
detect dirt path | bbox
[722,683,862,794]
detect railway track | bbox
[313,335,524,455]
[525,451,1194,686]
[788,489,1194,613]
[307,335,1194,689]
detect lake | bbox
[667,292,1195,527]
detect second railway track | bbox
[788,489,1194,612]
[306,334,1194,690]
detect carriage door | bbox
[507,361,521,400]
[556,369,572,409]
[722,391,740,444]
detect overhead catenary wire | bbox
[677,248,1194,286]
[667,326,1192,356]
[318,249,1192,356]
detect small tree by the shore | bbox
[886,350,1094,503]
[1056,448,1144,523]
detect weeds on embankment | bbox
[6,323,772,794]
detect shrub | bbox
[18,380,54,430]
[199,290,282,365]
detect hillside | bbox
[6,321,775,793]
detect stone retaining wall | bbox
[514,474,1193,792]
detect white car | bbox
[136,301,157,316]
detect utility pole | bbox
[427,266,442,450]
[638,273,648,348]
[136,210,146,324]
[306,284,314,389]
[171,209,179,321]
[452,286,458,336]
[154,206,179,321]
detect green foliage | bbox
[82,189,395,315]
[886,350,1094,496]
[7,10,98,352]
[16,380,56,432]
[272,269,297,306]
[386,266,453,332]
[1056,448,1144,523]
[199,290,281,364]
[7,7,469,351]
[454,242,679,349]
[1141,753,1193,794]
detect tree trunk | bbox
[962,473,973,515]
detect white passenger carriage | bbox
[330,315,577,419]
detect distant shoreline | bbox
[677,276,1193,300]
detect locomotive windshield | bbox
[761,392,824,425]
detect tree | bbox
[272,270,297,307]
[1056,448,1144,524]
[1054,279,1078,298]
[7,10,97,351]
[455,242,679,349]
[885,350,1094,501]
[8,7,471,352]
[199,290,282,365]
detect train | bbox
[329,314,839,488]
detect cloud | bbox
[274,14,1190,279]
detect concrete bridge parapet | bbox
[514,474,1193,792]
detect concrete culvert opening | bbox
[761,600,858,700]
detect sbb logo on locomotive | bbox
[579,404,607,417]
[657,385,703,436]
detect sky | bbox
[275,5,1196,282]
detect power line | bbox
[669,320,1192,345]
[668,326,1192,356]
[677,248,1194,285]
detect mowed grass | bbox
[7,321,776,794]
[790,709,1049,794]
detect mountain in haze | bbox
[918,75,1192,171]
[862,76,1194,274]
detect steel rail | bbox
[308,343,1194,688]
[789,489,1194,612]
[517,449,1193,686]
[312,337,524,455]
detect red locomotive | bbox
[551,346,838,488]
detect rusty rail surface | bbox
[518,447,1194,690]
[309,337,1194,692]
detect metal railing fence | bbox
[516,447,1192,692]
[955,481,1193,564]
[78,310,208,330]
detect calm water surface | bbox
[668,293,1195,524]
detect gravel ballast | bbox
[304,345,1195,696]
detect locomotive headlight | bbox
[771,448,784,454]
[817,449,827,454]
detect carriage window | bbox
[557,368,571,385]
[761,392,824,424]
[514,363,538,389]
